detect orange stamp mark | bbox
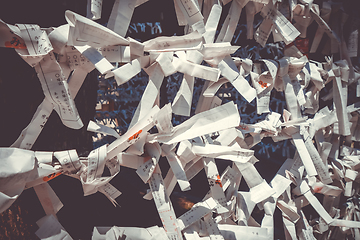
[5,37,26,49]
[128,129,142,142]
[258,80,268,88]
[43,172,62,182]
[239,125,248,130]
[313,186,323,193]
[215,175,222,188]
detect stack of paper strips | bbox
[1,0,360,239]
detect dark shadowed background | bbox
[0,0,359,239]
